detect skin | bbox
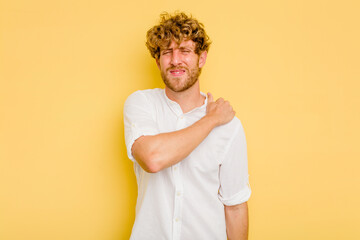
[156,40,208,113]
[225,202,249,240]
[157,40,203,93]
[132,39,248,239]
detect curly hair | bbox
[146,12,211,59]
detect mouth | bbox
[169,69,186,76]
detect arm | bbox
[131,93,235,173]
[225,202,249,240]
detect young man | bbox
[124,12,251,240]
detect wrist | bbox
[202,114,219,128]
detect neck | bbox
[165,81,205,113]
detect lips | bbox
[169,68,186,76]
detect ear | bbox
[156,58,161,70]
[198,51,207,68]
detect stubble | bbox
[161,66,201,92]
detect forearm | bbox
[225,202,249,240]
[132,115,218,172]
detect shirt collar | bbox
[162,89,207,116]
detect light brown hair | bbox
[146,12,211,59]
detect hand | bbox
[206,92,235,127]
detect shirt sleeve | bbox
[123,91,159,162]
[218,121,251,206]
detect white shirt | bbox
[124,88,251,240]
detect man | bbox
[124,12,251,240]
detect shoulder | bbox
[211,116,246,147]
[124,88,163,106]
[218,116,245,137]
[208,116,247,165]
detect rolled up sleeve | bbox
[218,122,251,206]
[123,91,159,162]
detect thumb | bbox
[207,92,214,102]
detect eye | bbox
[162,50,171,55]
[181,49,191,54]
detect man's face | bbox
[156,40,207,92]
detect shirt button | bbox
[175,218,179,222]
[174,166,178,171]
[176,192,181,196]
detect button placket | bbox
[172,160,183,240]
[172,115,186,240]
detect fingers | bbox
[216,97,224,103]
[207,94,233,113]
[207,93,226,104]
[207,92,214,102]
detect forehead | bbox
[164,39,196,49]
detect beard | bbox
[161,65,201,92]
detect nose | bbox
[170,50,181,66]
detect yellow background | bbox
[1,0,359,239]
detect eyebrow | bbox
[161,46,194,51]
[179,47,192,50]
